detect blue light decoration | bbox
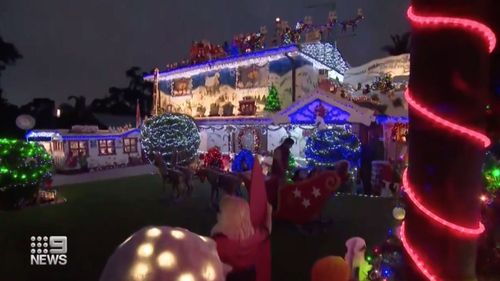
[231,149,254,172]
[375,115,409,124]
[143,45,299,81]
[304,125,361,168]
[289,99,350,124]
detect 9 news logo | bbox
[30,236,67,265]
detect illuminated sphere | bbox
[311,256,350,281]
[100,226,226,281]
[141,113,200,166]
[392,206,406,221]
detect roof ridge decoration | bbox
[299,42,349,74]
[144,42,350,82]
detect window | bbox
[123,138,138,153]
[98,139,115,155]
[52,141,63,152]
[69,141,88,156]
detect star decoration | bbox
[302,198,311,208]
[312,187,321,198]
[293,188,301,198]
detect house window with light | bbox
[69,141,88,156]
[123,138,138,153]
[98,139,116,155]
[52,141,64,152]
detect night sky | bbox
[0,0,410,106]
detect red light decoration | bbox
[404,5,495,281]
[407,6,496,53]
[404,90,491,148]
[400,222,440,281]
[402,169,485,236]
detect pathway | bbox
[52,165,157,186]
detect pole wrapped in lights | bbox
[402,5,496,281]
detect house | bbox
[26,125,143,172]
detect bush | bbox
[141,113,200,166]
[0,139,53,209]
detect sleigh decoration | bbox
[273,171,341,225]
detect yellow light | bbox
[199,235,208,242]
[147,227,162,238]
[137,243,154,258]
[170,230,185,240]
[131,262,149,280]
[157,251,176,269]
[202,263,216,281]
[178,273,195,281]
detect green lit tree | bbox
[0,139,53,209]
[141,113,200,166]
[264,85,281,112]
[286,154,297,183]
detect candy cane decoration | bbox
[402,5,496,281]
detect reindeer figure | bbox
[153,152,185,200]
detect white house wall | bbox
[205,127,230,153]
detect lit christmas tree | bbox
[286,154,297,183]
[141,113,200,166]
[304,126,361,168]
[264,84,281,112]
[0,138,53,209]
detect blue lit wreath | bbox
[231,149,254,172]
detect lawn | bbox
[0,175,394,281]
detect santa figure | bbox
[211,159,272,281]
[315,102,327,130]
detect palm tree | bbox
[381,32,411,56]
[0,36,22,137]
[91,66,152,115]
[0,36,22,75]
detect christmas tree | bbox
[264,85,281,112]
[304,126,361,168]
[0,139,53,209]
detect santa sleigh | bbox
[243,170,341,225]
[271,172,341,225]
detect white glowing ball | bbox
[100,226,226,281]
[392,207,406,221]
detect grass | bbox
[0,175,394,281]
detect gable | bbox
[288,99,350,124]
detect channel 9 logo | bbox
[30,236,67,265]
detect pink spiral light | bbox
[403,5,495,281]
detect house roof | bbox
[92,113,136,129]
[272,89,374,126]
[143,43,349,82]
[26,128,141,141]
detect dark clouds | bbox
[0,0,409,105]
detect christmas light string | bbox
[399,222,439,281]
[402,5,496,281]
[407,6,496,53]
[402,170,485,236]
